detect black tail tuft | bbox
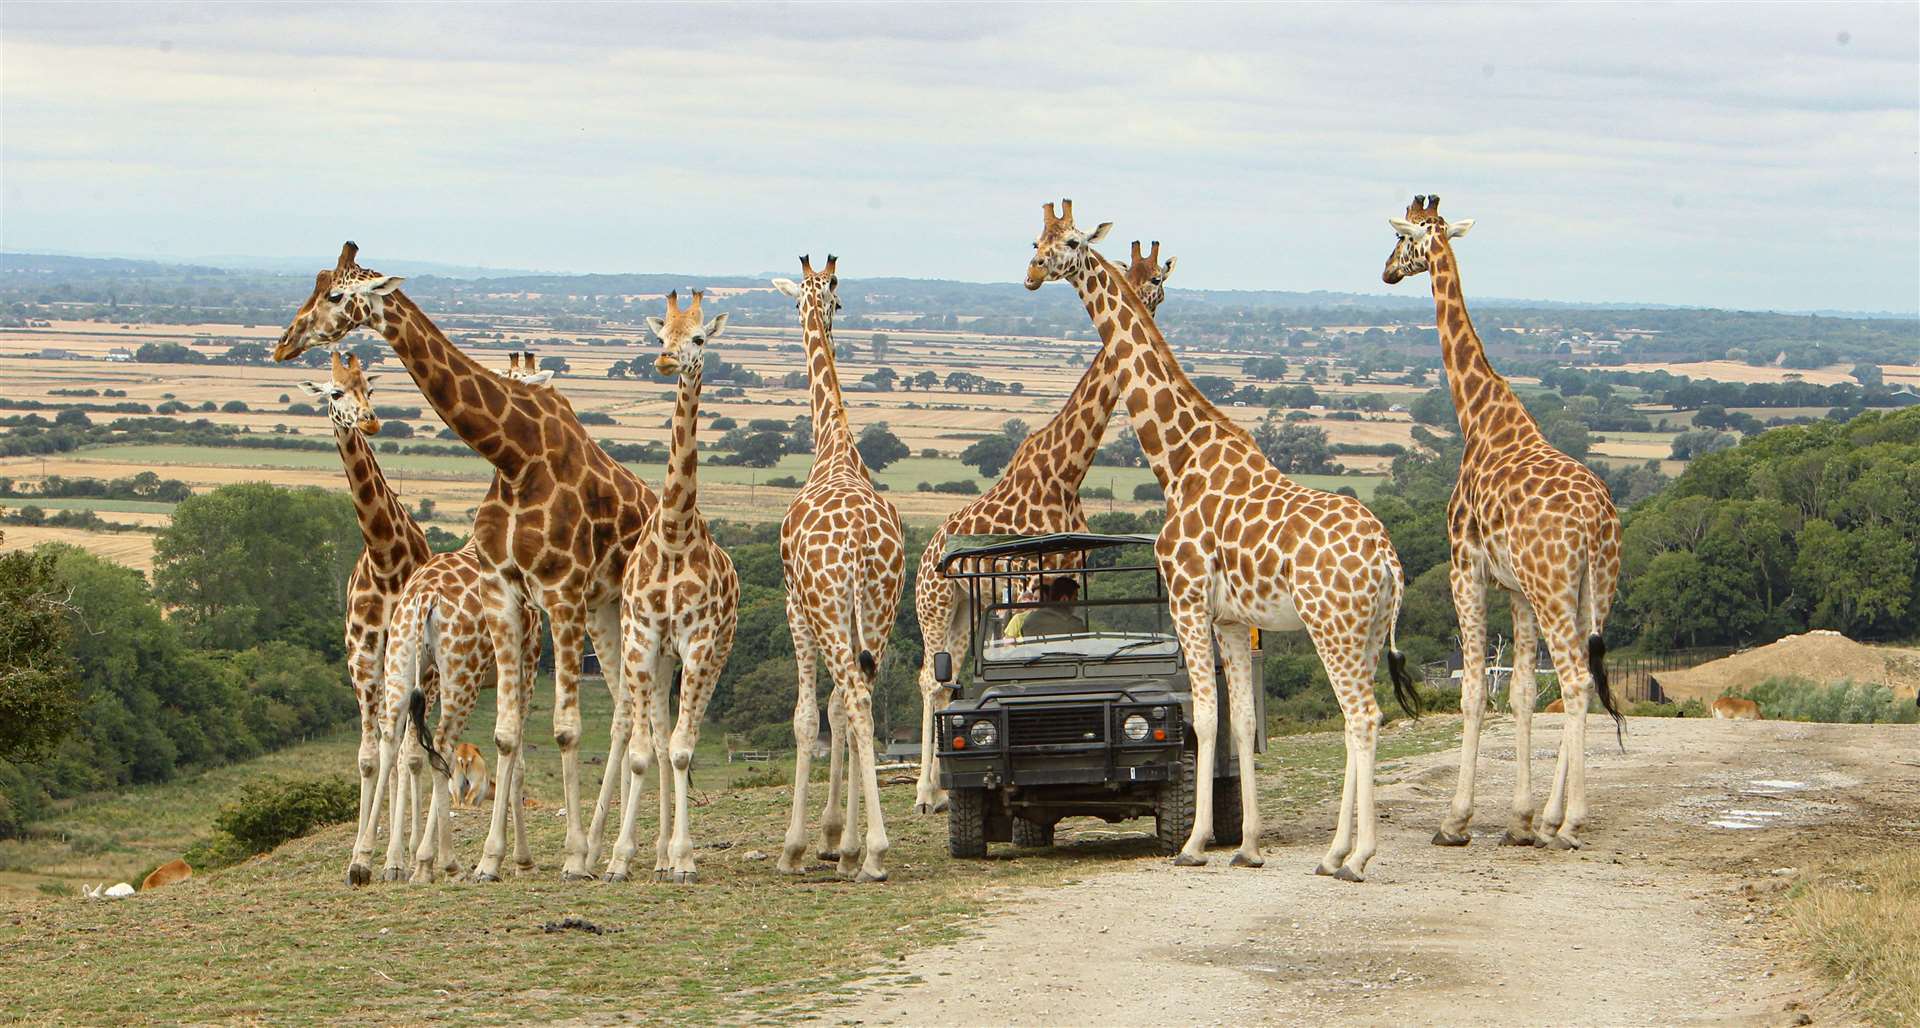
[408,688,450,779]
[1589,633,1625,751]
[1387,648,1420,718]
[857,650,877,678]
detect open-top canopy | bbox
[937,532,1158,574]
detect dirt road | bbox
[822,716,1919,1026]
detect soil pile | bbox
[1658,630,1920,701]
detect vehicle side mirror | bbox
[933,651,953,684]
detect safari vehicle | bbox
[930,533,1265,857]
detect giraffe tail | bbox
[1584,555,1625,752]
[846,590,878,680]
[1383,560,1419,717]
[406,597,451,780]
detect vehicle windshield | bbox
[968,545,1177,666]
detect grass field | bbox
[0,495,179,515]
[0,683,1462,1024]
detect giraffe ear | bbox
[297,381,330,398]
[1389,217,1426,241]
[1446,219,1475,239]
[361,374,380,388]
[1086,222,1112,244]
[1160,256,1177,281]
[645,316,668,340]
[522,370,555,387]
[770,278,802,299]
[365,275,405,295]
[701,313,728,340]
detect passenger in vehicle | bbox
[1005,577,1087,638]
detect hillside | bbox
[1656,631,1920,702]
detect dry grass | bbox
[0,524,156,571]
[1788,853,1920,1026]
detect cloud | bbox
[1,1,1914,312]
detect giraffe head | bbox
[1382,194,1474,285]
[500,351,555,387]
[274,242,407,361]
[647,289,729,381]
[770,254,842,332]
[1025,199,1113,290]
[1123,240,1177,313]
[297,350,382,435]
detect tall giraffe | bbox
[296,351,432,874]
[605,290,741,883]
[1029,201,1416,879]
[1382,194,1623,849]
[770,256,907,882]
[275,243,653,884]
[908,239,1176,815]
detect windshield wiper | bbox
[1110,638,1175,656]
[1016,650,1087,666]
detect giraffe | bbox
[295,351,433,877]
[1028,200,1417,879]
[1382,194,1623,850]
[274,243,653,884]
[770,256,908,882]
[380,543,543,882]
[604,290,741,883]
[908,239,1176,816]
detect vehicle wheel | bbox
[948,788,989,859]
[1012,816,1054,848]
[1213,776,1243,847]
[1154,744,1197,855]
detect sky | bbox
[3,2,1916,313]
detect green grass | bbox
[0,496,177,514]
[0,686,1459,1024]
[68,443,1385,500]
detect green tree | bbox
[732,432,787,468]
[153,484,359,659]
[856,423,910,471]
[1252,418,1335,474]
[960,434,1017,479]
[0,549,80,763]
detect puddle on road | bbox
[1707,779,1809,830]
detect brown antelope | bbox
[1711,696,1762,721]
[450,741,494,808]
[140,858,192,891]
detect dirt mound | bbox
[1657,630,1920,702]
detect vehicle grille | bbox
[1008,706,1106,747]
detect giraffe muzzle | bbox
[655,355,680,377]
[1023,263,1048,291]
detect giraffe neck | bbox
[1068,254,1246,490]
[799,299,861,470]
[333,423,425,575]
[375,290,529,474]
[1002,340,1122,496]
[659,368,706,552]
[1427,241,1537,445]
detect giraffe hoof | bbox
[855,870,888,884]
[1228,852,1264,869]
[1172,852,1207,867]
[561,870,597,882]
[817,849,840,862]
[605,872,628,883]
[671,871,698,885]
[469,870,502,883]
[515,860,537,872]
[1332,866,1366,883]
[1312,863,1336,876]
[1499,831,1537,847]
[1546,834,1582,851]
[1430,830,1471,847]
[653,869,672,882]
[381,866,405,882]
[346,864,372,887]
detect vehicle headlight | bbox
[968,719,998,749]
[1150,706,1168,721]
[1123,714,1150,741]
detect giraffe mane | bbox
[1093,252,1259,452]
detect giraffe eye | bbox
[692,335,705,345]
[326,291,344,302]
[1066,239,1080,249]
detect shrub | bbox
[220,400,249,414]
[764,475,802,488]
[206,775,357,860]
[1728,677,1918,724]
[1133,482,1165,501]
[931,480,979,495]
[1080,486,1113,500]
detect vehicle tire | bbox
[1012,816,1054,848]
[948,788,989,859]
[1213,776,1243,847]
[1154,744,1197,855]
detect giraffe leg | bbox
[778,602,822,874]
[583,601,626,871]
[350,707,403,887]
[1436,554,1489,846]
[349,637,382,869]
[605,623,663,883]
[1333,705,1383,881]
[1170,599,1219,867]
[849,686,891,883]
[914,580,963,815]
[511,619,537,872]
[1536,599,1592,849]
[668,628,733,883]
[415,645,470,883]
[473,599,527,882]
[823,687,853,866]
[385,717,422,881]
[645,655,674,878]
[1218,626,1264,868]
[1503,595,1541,847]
[547,602,597,880]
